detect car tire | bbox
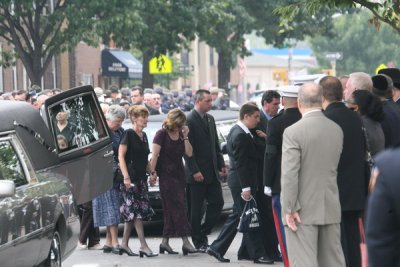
[43,231,61,267]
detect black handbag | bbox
[237,196,260,233]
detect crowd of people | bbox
[2,68,400,267]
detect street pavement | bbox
[64,219,284,267]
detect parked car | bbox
[122,109,238,221]
[0,86,113,266]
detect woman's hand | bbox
[124,177,132,188]
[182,125,189,138]
[149,172,157,186]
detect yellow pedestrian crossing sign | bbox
[375,63,388,74]
[149,55,172,74]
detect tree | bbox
[275,0,400,34]
[100,0,199,89]
[309,11,400,75]
[0,0,107,86]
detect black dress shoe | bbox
[254,256,274,264]
[120,247,138,256]
[112,246,122,255]
[182,246,199,256]
[206,247,230,263]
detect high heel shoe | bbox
[159,244,179,254]
[103,245,112,253]
[111,245,122,255]
[182,246,199,256]
[139,250,158,258]
[120,247,138,256]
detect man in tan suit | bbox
[281,83,345,267]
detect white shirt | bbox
[236,121,251,192]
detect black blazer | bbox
[185,109,225,184]
[324,102,367,211]
[263,108,302,193]
[226,124,258,189]
[380,100,400,148]
[366,148,400,267]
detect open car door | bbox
[42,86,113,204]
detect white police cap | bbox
[278,85,300,98]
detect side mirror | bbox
[221,142,228,154]
[0,180,16,198]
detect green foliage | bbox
[309,11,400,75]
[0,0,106,84]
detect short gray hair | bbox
[349,72,373,91]
[106,105,126,121]
[298,83,323,108]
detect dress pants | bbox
[285,223,345,267]
[78,201,100,247]
[256,190,280,259]
[210,186,265,259]
[189,179,224,248]
[341,211,362,267]
[272,194,290,266]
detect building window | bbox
[181,49,189,65]
[80,73,93,86]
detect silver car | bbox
[122,109,238,221]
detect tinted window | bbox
[49,93,109,153]
[0,140,27,187]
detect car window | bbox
[0,140,27,187]
[48,93,109,153]
[216,120,236,143]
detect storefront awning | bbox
[101,49,142,79]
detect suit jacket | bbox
[281,110,343,225]
[324,102,367,211]
[226,124,258,189]
[185,109,225,184]
[366,148,400,267]
[264,108,302,193]
[380,100,400,148]
[259,111,269,131]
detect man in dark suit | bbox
[263,86,302,267]
[207,102,273,264]
[321,76,367,267]
[366,148,400,267]
[185,89,226,251]
[251,90,281,262]
[130,86,159,115]
[378,68,400,107]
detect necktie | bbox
[203,114,209,129]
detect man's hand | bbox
[256,129,267,138]
[264,186,272,197]
[193,172,204,182]
[285,212,301,232]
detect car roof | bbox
[0,100,58,170]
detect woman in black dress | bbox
[118,105,157,257]
[150,108,198,255]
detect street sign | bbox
[149,54,172,74]
[325,52,343,60]
[375,63,388,74]
[178,65,194,72]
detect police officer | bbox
[263,86,302,267]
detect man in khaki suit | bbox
[281,83,345,267]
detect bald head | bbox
[298,83,323,110]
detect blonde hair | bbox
[128,105,149,123]
[163,108,186,131]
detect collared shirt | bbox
[262,109,273,121]
[236,120,251,192]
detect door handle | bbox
[103,150,114,158]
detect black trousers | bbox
[210,186,265,259]
[78,201,100,247]
[341,210,362,267]
[189,180,224,248]
[256,190,281,259]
